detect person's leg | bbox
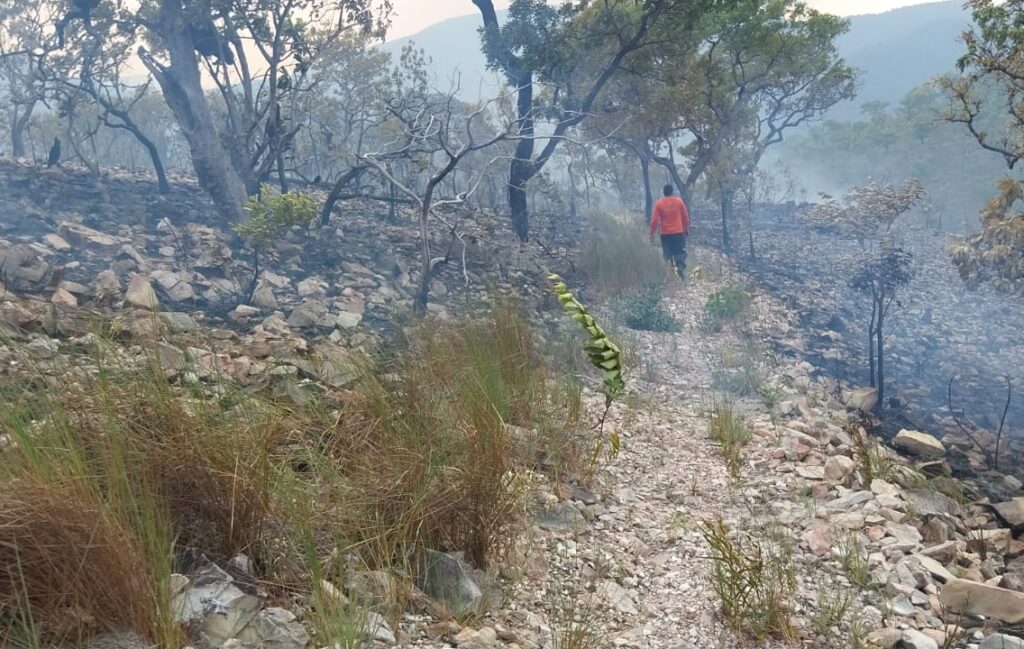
[660,235,673,262]
[675,234,688,277]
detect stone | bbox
[172,565,260,637]
[906,489,962,518]
[825,490,873,512]
[824,455,856,482]
[980,634,1024,649]
[867,628,902,648]
[151,269,196,301]
[889,594,916,616]
[913,554,955,584]
[58,222,121,252]
[235,607,310,649]
[846,387,879,412]
[597,579,640,615]
[921,518,951,544]
[363,610,396,644]
[886,520,923,550]
[939,579,1024,623]
[893,430,945,459]
[968,528,1012,554]
[994,498,1024,529]
[872,479,901,497]
[95,270,122,299]
[535,501,587,532]
[86,632,150,649]
[803,526,833,555]
[51,287,77,308]
[125,274,159,310]
[335,310,362,330]
[416,549,487,616]
[160,311,197,332]
[795,465,825,480]
[251,285,278,309]
[895,629,938,649]
[43,233,72,252]
[287,300,330,329]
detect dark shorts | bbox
[660,233,687,259]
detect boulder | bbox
[994,498,1024,529]
[416,549,490,616]
[824,455,856,482]
[125,274,159,311]
[58,222,122,252]
[235,607,310,649]
[51,287,77,309]
[895,630,938,649]
[980,634,1024,649]
[845,387,879,412]
[939,579,1024,623]
[893,430,945,459]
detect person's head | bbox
[663,184,675,197]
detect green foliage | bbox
[949,178,1024,295]
[702,517,796,641]
[235,184,317,246]
[549,274,625,409]
[708,399,751,478]
[705,286,749,331]
[621,284,679,333]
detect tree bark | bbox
[10,101,34,158]
[721,189,733,253]
[137,1,248,222]
[640,155,653,222]
[876,297,886,410]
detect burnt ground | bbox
[692,203,1024,465]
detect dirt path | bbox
[511,248,803,649]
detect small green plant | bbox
[760,385,780,421]
[812,586,852,636]
[702,517,795,640]
[549,274,626,432]
[621,284,680,333]
[848,613,871,649]
[849,423,894,485]
[708,399,751,478]
[836,533,871,587]
[705,286,749,331]
[234,184,317,298]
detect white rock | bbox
[893,429,945,458]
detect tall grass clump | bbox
[577,213,668,293]
[319,299,581,568]
[0,340,300,646]
[702,517,795,641]
[708,398,752,478]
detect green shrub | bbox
[705,286,749,331]
[622,284,679,332]
[577,213,668,293]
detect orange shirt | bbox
[649,195,690,237]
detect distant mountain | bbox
[834,1,969,118]
[383,1,971,118]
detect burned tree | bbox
[851,246,913,410]
[800,179,925,413]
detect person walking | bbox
[648,183,690,279]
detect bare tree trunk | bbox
[137,3,248,222]
[10,101,35,158]
[867,298,877,390]
[640,155,653,222]
[721,189,733,253]
[876,295,886,410]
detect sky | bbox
[385,0,942,39]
